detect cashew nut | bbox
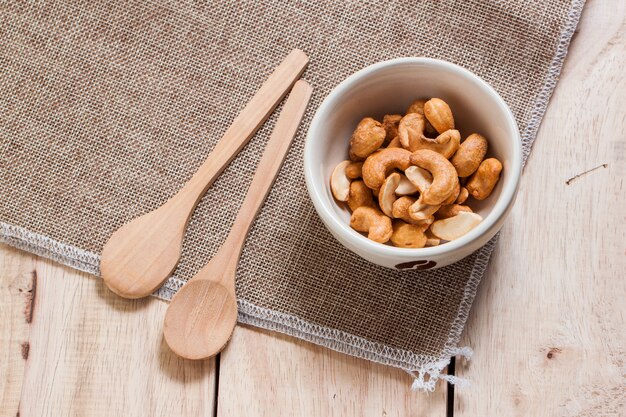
[434,204,473,220]
[404,166,433,193]
[349,117,386,159]
[397,113,425,149]
[430,211,483,241]
[347,180,374,212]
[442,179,461,205]
[451,133,488,177]
[416,215,435,231]
[409,149,460,205]
[398,113,460,157]
[432,129,461,159]
[382,114,402,145]
[392,196,420,225]
[408,195,440,221]
[425,229,441,247]
[345,162,363,179]
[395,174,419,196]
[456,186,469,204]
[406,99,427,115]
[390,221,427,248]
[423,98,454,134]
[392,197,435,227]
[405,99,438,136]
[349,149,364,162]
[378,173,400,217]
[387,136,402,149]
[350,206,393,243]
[362,148,412,190]
[466,158,503,200]
[330,160,352,201]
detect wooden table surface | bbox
[1,1,624,416]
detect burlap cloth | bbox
[0,0,584,389]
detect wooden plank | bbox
[0,245,217,416]
[217,325,447,416]
[455,1,626,416]
[0,246,35,417]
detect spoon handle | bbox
[175,49,309,212]
[220,80,312,265]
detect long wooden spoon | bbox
[163,80,312,360]
[101,49,308,299]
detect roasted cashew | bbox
[430,211,483,241]
[398,113,460,157]
[390,221,427,248]
[409,149,460,205]
[362,148,412,189]
[451,133,488,177]
[346,180,374,212]
[408,195,440,221]
[405,99,438,136]
[434,204,473,220]
[345,162,363,179]
[392,197,433,228]
[433,129,461,159]
[349,149,363,162]
[350,206,393,243]
[423,98,454,134]
[404,166,433,193]
[442,180,461,205]
[378,173,400,217]
[392,196,420,225]
[349,117,386,160]
[330,160,352,201]
[382,114,402,145]
[387,136,402,148]
[416,215,435,231]
[456,186,469,204]
[406,99,427,115]
[466,158,503,200]
[398,113,442,149]
[425,229,441,247]
[395,174,419,196]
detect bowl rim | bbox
[304,57,522,258]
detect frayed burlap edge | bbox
[0,0,585,391]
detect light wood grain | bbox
[455,1,626,416]
[0,246,35,417]
[0,244,216,417]
[100,49,309,299]
[217,325,447,417]
[164,80,312,360]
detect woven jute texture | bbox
[1,0,584,380]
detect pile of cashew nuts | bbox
[330,98,503,248]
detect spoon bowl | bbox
[164,277,238,360]
[101,202,185,298]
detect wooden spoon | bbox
[163,80,312,360]
[100,49,308,299]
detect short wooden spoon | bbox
[163,80,312,360]
[100,49,308,299]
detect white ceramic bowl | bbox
[304,58,522,270]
